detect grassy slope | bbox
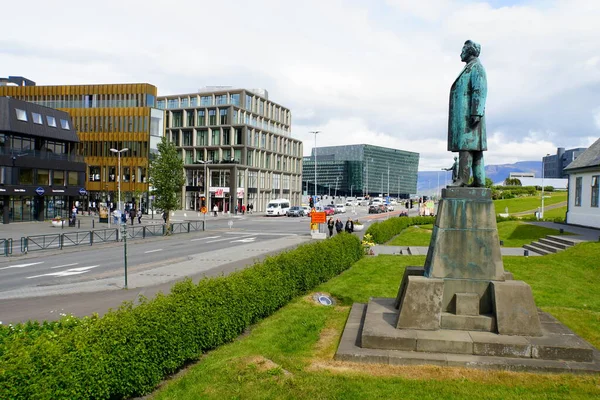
[152,243,600,400]
[494,192,567,214]
[387,221,569,248]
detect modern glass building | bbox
[157,87,303,212]
[302,144,419,198]
[0,97,86,223]
[0,76,161,213]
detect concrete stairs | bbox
[523,235,582,256]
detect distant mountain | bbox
[417,161,542,195]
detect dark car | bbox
[286,206,305,217]
[368,205,380,214]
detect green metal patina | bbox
[448,40,488,187]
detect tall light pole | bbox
[110,147,129,289]
[387,166,390,198]
[350,184,353,198]
[110,148,129,216]
[310,131,320,199]
[335,175,341,197]
[198,160,213,226]
[540,153,550,219]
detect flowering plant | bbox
[361,233,375,255]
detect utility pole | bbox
[310,131,320,199]
[387,166,390,198]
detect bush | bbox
[365,216,435,244]
[0,234,362,400]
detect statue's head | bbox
[454,156,458,161]
[460,40,481,62]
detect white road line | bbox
[190,236,221,241]
[144,249,162,254]
[231,237,256,243]
[26,265,100,279]
[206,235,253,244]
[223,232,297,236]
[0,261,44,271]
[50,263,79,269]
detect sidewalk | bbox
[371,245,540,256]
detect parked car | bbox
[286,206,305,217]
[335,204,346,213]
[302,205,310,215]
[323,205,336,216]
[385,203,395,211]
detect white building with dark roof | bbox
[564,137,600,229]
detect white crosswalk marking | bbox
[0,262,44,271]
[190,236,221,241]
[50,263,79,269]
[26,265,100,279]
[206,235,253,244]
[144,249,162,254]
[231,237,256,243]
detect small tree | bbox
[149,136,185,235]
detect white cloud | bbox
[2,0,600,171]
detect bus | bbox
[265,199,291,216]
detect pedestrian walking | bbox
[129,209,135,225]
[241,204,246,215]
[335,218,343,234]
[327,217,334,237]
[345,218,354,233]
[213,204,219,217]
[162,211,167,223]
[137,209,142,224]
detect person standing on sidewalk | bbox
[213,204,219,217]
[335,218,343,234]
[137,209,142,224]
[327,217,334,237]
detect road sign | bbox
[201,206,207,214]
[311,211,326,224]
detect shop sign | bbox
[35,187,45,195]
[52,189,65,193]
[79,188,87,196]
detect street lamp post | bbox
[310,131,320,200]
[198,160,213,228]
[540,153,550,219]
[109,147,129,289]
[335,175,341,197]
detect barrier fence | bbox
[3,220,204,256]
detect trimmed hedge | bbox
[0,234,362,399]
[365,216,436,244]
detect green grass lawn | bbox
[541,206,567,220]
[387,221,571,247]
[151,243,600,400]
[494,192,567,215]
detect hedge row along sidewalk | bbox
[365,216,436,244]
[0,234,363,400]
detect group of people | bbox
[114,208,142,225]
[326,217,354,237]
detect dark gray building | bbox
[0,97,86,223]
[543,147,587,179]
[302,144,419,198]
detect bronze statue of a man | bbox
[448,40,488,187]
[442,156,459,183]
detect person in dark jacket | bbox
[327,217,334,237]
[345,218,354,233]
[335,219,343,234]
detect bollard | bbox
[61,220,64,229]
[524,249,529,257]
[78,219,80,229]
[499,240,504,246]
[92,219,95,229]
[559,228,564,234]
[90,231,94,246]
[142,226,146,238]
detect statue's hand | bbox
[470,115,481,127]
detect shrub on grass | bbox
[365,216,435,244]
[0,234,362,400]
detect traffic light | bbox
[309,197,314,208]
[410,199,413,209]
[200,196,206,207]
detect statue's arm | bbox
[470,64,487,117]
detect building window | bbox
[181,98,189,108]
[157,99,166,109]
[211,129,220,146]
[235,128,243,145]
[167,98,179,109]
[60,119,70,130]
[37,169,50,185]
[216,94,227,105]
[15,108,28,121]
[187,111,194,127]
[231,94,240,106]
[183,131,192,146]
[223,129,231,145]
[575,176,582,206]
[172,111,183,127]
[19,168,34,185]
[592,175,599,208]
[170,131,179,146]
[47,116,57,127]
[198,110,205,126]
[53,170,65,186]
[32,112,43,124]
[234,149,241,163]
[190,97,198,107]
[245,94,252,110]
[68,171,78,185]
[219,109,228,125]
[201,96,212,106]
[197,130,208,146]
[208,110,216,125]
[89,166,101,182]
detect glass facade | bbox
[302,144,419,197]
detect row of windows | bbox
[184,168,301,192]
[87,166,147,183]
[0,133,69,155]
[166,107,290,136]
[157,92,291,125]
[0,166,80,186]
[574,175,599,207]
[77,141,149,158]
[167,127,301,157]
[72,115,150,133]
[15,108,70,130]
[24,93,155,109]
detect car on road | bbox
[368,205,381,214]
[323,205,336,216]
[302,205,310,215]
[286,206,305,217]
[335,204,346,213]
[385,203,395,211]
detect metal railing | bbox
[8,220,205,256]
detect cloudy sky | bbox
[3,0,599,170]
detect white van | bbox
[265,199,291,216]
